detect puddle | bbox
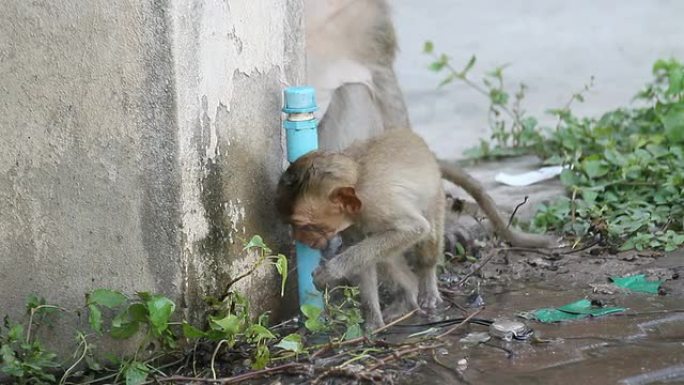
[400,285,684,385]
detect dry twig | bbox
[155,362,309,384]
[435,308,483,340]
[507,196,529,228]
[453,250,500,287]
[366,343,444,371]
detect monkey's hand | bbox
[312,263,341,291]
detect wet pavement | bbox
[398,253,684,385]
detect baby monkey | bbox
[276,129,555,329]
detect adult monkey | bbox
[276,130,557,329]
[305,0,409,151]
[305,0,413,262]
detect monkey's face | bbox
[289,197,353,250]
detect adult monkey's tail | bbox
[438,160,557,248]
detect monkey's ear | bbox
[330,187,362,214]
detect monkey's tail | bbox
[438,160,556,248]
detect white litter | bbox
[494,165,565,187]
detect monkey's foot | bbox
[364,315,386,332]
[418,287,443,309]
[382,300,423,322]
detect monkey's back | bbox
[346,129,442,230]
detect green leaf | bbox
[667,67,683,95]
[88,304,103,334]
[653,58,670,73]
[128,303,148,323]
[210,314,242,336]
[146,295,175,335]
[87,289,127,308]
[301,303,322,319]
[559,169,578,186]
[428,54,449,72]
[663,104,684,143]
[274,254,288,297]
[581,159,609,179]
[423,40,434,54]
[300,304,325,332]
[125,362,149,385]
[7,324,24,341]
[344,323,363,340]
[429,61,446,72]
[581,189,599,205]
[182,322,206,339]
[489,89,509,105]
[252,343,270,370]
[454,241,466,256]
[611,274,663,294]
[243,235,271,254]
[462,55,477,75]
[0,354,24,377]
[0,344,19,369]
[603,148,626,166]
[110,321,140,339]
[275,333,303,353]
[247,324,276,342]
[26,294,45,312]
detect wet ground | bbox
[397,250,684,385]
[183,245,683,385]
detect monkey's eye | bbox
[299,224,320,232]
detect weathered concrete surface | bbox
[392,0,684,159]
[0,0,303,354]
[170,0,304,323]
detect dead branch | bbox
[154,362,309,384]
[507,196,529,228]
[366,343,444,372]
[311,366,386,385]
[435,308,484,340]
[454,250,500,287]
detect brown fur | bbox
[306,0,410,151]
[277,129,556,329]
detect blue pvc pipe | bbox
[282,86,324,310]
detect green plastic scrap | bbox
[526,299,626,323]
[610,274,663,294]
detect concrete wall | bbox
[0,0,303,353]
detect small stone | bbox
[489,319,534,341]
[590,283,616,295]
[466,292,485,308]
